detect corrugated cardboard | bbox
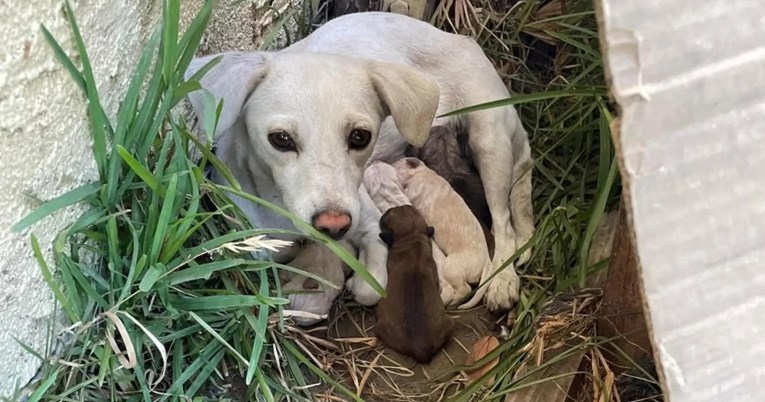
[596,0,765,401]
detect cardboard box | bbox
[596,0,765,401]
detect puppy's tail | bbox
[457,259,494,310]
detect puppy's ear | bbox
[405,158,421,169]
[426,226,435,238]
[366,61,440,147]
[185,51,270,136]
[379,231,394,248]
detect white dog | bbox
[394,157,505,309]
[362,161,449,300]
[185,12,534,310]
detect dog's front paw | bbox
[283,278,342,326]
[345,275,385,306]
[483,263,520,311]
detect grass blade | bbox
[578,108,618,286]
[438,89,606,117]
[149,173,179,264]
[26,368,61,402]
[282,340,365,402]
[166,259,271,286]
[31,235,77,322]
[107,26,162,203]
[12,183,100,232]
[188,312,248,366]
[39,25,85,92]
[171,295,289,311]
[161,0,181,82]
[245,271,272,384]
[62,0,112,179]
[180,129,241,191]
[117,145,165,196]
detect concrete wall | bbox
[0,0,287,396]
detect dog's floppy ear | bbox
[366,62,440,147]
[425,226,435,238]
[184,51,269,136]
[379,231,394,248]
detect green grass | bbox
[11,0,627,401]
[11,1,381,401]
[427,0,627,399]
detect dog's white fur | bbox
[394,158,504,309]
[362,161,450,301]
[185,12,534,310]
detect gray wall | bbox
[0,0,295,395]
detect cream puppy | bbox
[362,161,449,301]
[394,157,508,310]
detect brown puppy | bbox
[375,205,453,364]
[406,125,495,257]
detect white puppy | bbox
[362,161,450,301]
[394,157,509,310]
[185,12,534,310]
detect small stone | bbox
[389,1,410,15]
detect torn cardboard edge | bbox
[593,0,669,399]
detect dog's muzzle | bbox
[311,209,352,240]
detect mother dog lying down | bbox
[184,12,535,310]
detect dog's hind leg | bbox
[467,112,521,310]
[440,251,478,306]
[432,243,459,305]
[510,128,535,265]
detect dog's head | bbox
[186,51,439,239]
[378,205,434,247]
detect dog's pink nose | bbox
[311,210,352,240]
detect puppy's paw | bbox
[345,275,384,306]
[439,279,459,305]
[283,278,341,326]
[484,267,520,311]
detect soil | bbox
[312,292,504,402]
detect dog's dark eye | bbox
[268,131,297,152]
[348,129,372,150]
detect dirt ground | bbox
[310,293,504,402]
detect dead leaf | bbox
[466,336,500,385]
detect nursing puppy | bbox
[362,161,450,301]
[405,125,495,258]
[394,157,503,310]
[375,205,453,364]
[281,240,352,326]
[185,12,535,310]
